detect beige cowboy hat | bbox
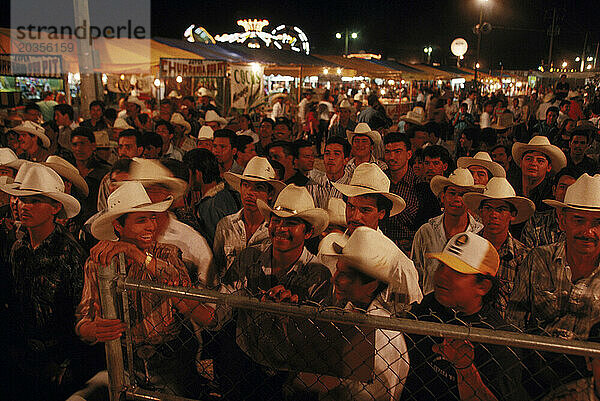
[567,90,581,100]
[430,168,484,197]
[346,122,383,147]
[326,198,347,227]
[13,121,50,148]
[126,95,146,110]
[197,125,215,140]
[543,92,555,103]
[427,232,499,277]
[128,158,188,199]
[490,113,517,130]
[257,184,329,237]
[463,177,535,224]
[204,110,228,128]
[1,163,80,218]
[338,99,352,110]
[0,147,25,170]
[400,107,426,126]
[544,173,600,212]
[332,163,406,216]
[94,130,117,149]
[457,151,506,179]
[320,226,401,285]
[0,176,13,186]
[224,156,286,194]
[113,118,134,131]
[43,155,89,197]
[269,92,287,105]
[197,87,214,98]
[91,181,173,241]
[170,113,192,135]
[353,93,364,104]
[512,135,567,174]
[167,90,182,99]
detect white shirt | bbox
[480,111,492,129]
[271,101,284,120]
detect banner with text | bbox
[159,58,227,78]
[230,64,264,110]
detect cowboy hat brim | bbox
[490,122,517,130]
[1,185,81,219]
[542,199,600,213]
[1,159,26,170]
[42,162,90,197]
[91,197,173,241]
[331,182,406,216]
[346,129,383,148]
[269,93,287,105]
[399,116,425,126]
[457,157,506,179]
[133,177,188,200]
[512,142,567,174]
[430,176,484,197]
[14,127,51,149]
[256,199,329,237]
[223,172,286,195]
[463,192,535,224]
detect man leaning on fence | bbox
[75,181,206,397]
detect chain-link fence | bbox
[97,257,600,401]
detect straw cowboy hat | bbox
[204,110,228,128]
[567,90,581,100]
[126,95,145,110]
[224,156,285,194]
[427,232,499,277]
[544,173,600,212]
[0,176,13,186]
[512,136,567,174]
[490,113,517,130]
[400,107,426,126]
[543,92,555,103]
[43,155,89,197]
[430,168,484,197]
[91,181,173,241]
[269,92,287,105]
[0,148,25,170]
[94,131,117,149]
[257,184,329,237]
[320,226,402,285]
[346,123,383,147]
[13,121,50,148]
[332,163,406,216]
[113,118,134,131]
[167,90,182,99]
[197,87,214,98]
[170,113,192,135]
[463,177,535,224]
[1,163,80,218]
[197,125,214,140]
[338,99,352,110]
[457,151,506,178]
[326,198,347,228]
[128,158,188,199]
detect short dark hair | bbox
[104,108,117,121]
[546,106,559,115]
[260,117,275,129]
[268,140,294,158]
[461,127,481,145]
[141,132,163,149]
[89,100,105,112]
[214,129,237,146]
[182,95,195,104]
[554,166,582,186]
[24,102,41,113]
[423,122,441,139]
[491,143,510,155]
[268,159,285,180]
[570,128,591,143]
[234,134,254,153]
[522,149,550,163]
[383,132,411,151]
[325,137,351,157]
[183,148,220,184]
[293,139,313,158]
[54,103,74,120]
[346,193,393,219]
[155,119,174,135]
[110,158,133,175]
[240,114,251,123]
[406,124,426,139]
[423,144,454,174]
[161,158,190,182]
[119,129,142,147]
[274,117,292,133]
[71,126,95,143]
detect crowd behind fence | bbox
[97,260,600,401]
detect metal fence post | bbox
[99,255,126,401]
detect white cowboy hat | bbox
[332,163,406,216]
[197,87,213,98]
[544,173,600,212]
[346,122,383,148]
[427,232,499,277]
[338,99,352,110]
[511,136,567,174]
[463,177,535,224]
[320,226,401,285]
[126,95,146,110]
[91,181,173,241]
[567,90,581,100]
[94,130,117,149]
[0,148,25,170]
[204,110,227,128]
[197,125,214,140]
[326,198,347,227]
[13,121,50,148]
[0,176,13,185]
[490,113,517,130]
[170,113,192,135]
[457,151,506,179]
[353,93,364,103]
[399,107,426,126]
[113,118,134,131]
[543,92,555,103]
[224,156,285,194]
[128,158,188,200]
[257,184,329,237]
[43,155,89,197]
[269,92,287,105]
[430,168,484,197]
[1,163,80,218]
[167,90,182,99]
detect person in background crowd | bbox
[22,102,43,124]
[491,144,521,189]
[155,120,184,161]
[479,101,495,129]
[180,95,201,138]
[345,122,387,176]
[327,99,357,140]
[234,135,257,168]
[274,116,294,142]
[358,94,392,130]
[141,132,163,159]
[557,100,571,126]
[566,126,598,175]
[170,112,197,153]
[457,151,506,186]
[412,168,484,295]
[270,93,286,120]
[308,137,351,209]
[36,91,58,123]
[316,90,334,155]
[533,106,559,139]
[554,74,570,100]
[204,110,228,131]
[554,118,576,155]
[567,91,585,121]
[197,87,218,115]
[157,99,175,122]
[452,102,475,145]
[81,100,108,132]
[455,126,481,159]
[297,90,314,127]
[124,96,150,132]
[197,125,214,152]
[236,114,259,143]
[256,118,275,156]
[293,139,316,178]
[213,129,244,176]
[267,140,300,184]
[14,120,51,162]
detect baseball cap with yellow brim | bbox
[427,232,499,277]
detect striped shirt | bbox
[307,170,352,209]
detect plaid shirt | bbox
[507,241,600,340]
[307,170,351,209]
[521,210,563,248]
[380,167,420,254]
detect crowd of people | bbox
[3,79,600,401]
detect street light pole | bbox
[345,28,349,55]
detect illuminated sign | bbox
[184,25,216,44]
[347,53,381,60]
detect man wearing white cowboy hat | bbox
[14,120,51,162]
[327,98,357,140]
[399,106,426,131]
[197,125,215,152]
[0,147,25,178]
[457,151,506,186]
[213,156,285,279]
[344,122,387,177]
[270,93,287,120]
[463,177,534,317]
[204,110,228,131]
[300,226,409,400]
[197,87,218,115]
[124,95,150,131]
[331,162,422,305]
[2,163,88,399]
[512,135,567,213]
[170,112,197,153]
[404,232,525,401]
[412,168,484,295]
[77,181,204,397]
